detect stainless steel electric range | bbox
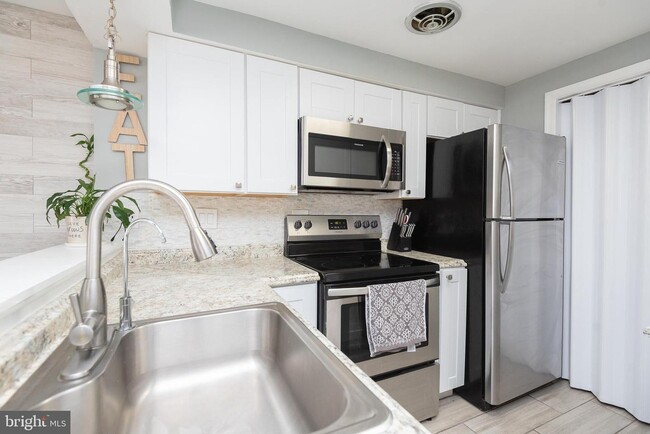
[284,214,441,421]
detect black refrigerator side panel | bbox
[409,129,489,409]
[411,130,486,259]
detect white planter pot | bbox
[65,215,88,246]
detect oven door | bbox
[300,117,405,191]
[325,278,439,378]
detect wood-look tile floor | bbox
[422,380,650,434]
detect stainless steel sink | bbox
[4,303,392,433]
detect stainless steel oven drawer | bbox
[375,363,440,421]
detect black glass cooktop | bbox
[291,251,439,283]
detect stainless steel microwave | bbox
[299,116,406,193]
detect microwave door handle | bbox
[380,135,393,189]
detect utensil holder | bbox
[387,222,412,252]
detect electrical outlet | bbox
[292,209,309,215]
[197,208,218,229]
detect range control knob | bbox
[370,220,378,228]
[354,220,362,229]
[362,220,370,229]
[294,220,302,230]
[304,220,312,230]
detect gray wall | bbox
[170,0,504,109]
[503,31,650,132]
[94,49,148,190]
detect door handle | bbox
[502,146,515,219]
[498,221,514,294]
[380,135,393,189]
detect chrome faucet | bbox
[62,180,217,380]
[119,218,166,332]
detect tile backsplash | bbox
[107,192,401,252]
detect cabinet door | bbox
[354,81,402,129]
[299,69,354,122]
[401,91,427,199]
[148,34,245,192]
[247,56,298,195]
[439,267,468,393]
[273,283,317,327]
[463,104,500,133]
[427,96,463,138]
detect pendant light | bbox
[77,0,143,111]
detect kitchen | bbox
[2,2,648,429]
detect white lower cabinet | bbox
[273,283,317,327]
[439,267,468,393]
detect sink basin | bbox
[4,303,392,433]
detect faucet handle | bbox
[69,294,94,347]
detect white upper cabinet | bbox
[463,104,500,133]
[381,91,426,200]
[299,69,354,122]
[300,69,401,129]
[246,56,299,195]
[354,81,402,129]
[428,95,500,138]
[400,91,427,199]
[427,96,463,138]
[148,34,246,193]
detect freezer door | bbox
[486,124,566,219]
[485,220,563,405]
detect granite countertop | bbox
[382,242,467,268]
[0,249,437,433]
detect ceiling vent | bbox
[405,1,462,35]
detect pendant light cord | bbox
[105,0,118,50]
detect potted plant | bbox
[46,133,140,245]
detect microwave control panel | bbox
[390,144,403,181]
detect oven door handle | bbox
[328,278,439,297]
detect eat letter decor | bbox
[109,54,147,180]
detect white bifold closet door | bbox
[559,76,650,423]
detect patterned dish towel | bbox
[365,279,427,357]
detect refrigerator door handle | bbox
[499,221,514,294]
[503,146,515,219]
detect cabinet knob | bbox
[235,182,242,189]
[290,184,297,191]
[357,117,364,124]
[347,115,354,122]
[405,190,411,195]
[446,274,453,281]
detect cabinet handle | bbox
[357,117,364,124]
[235,182,242,189]
[446,274,453,281]
[405,190,411,195]
[347,115,354,122]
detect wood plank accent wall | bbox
[0,2,94,260]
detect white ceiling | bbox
[21,0,650,86]
[196,0,650,86]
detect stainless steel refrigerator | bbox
[410,124,565,409]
